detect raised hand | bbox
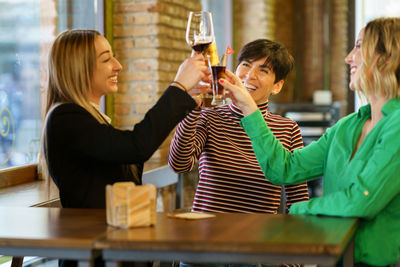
[173,53,210,93]
[220,69,258,116]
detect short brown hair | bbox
[236,39,294,83]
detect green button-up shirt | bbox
[241,98,400,266]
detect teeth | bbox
[110,77,118,82]
[243,83,256,90]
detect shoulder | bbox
[380,108,400,137]
[267,112,299,128]
[47,103,93,125]
[386,107,400,124]
[50,102,88,115]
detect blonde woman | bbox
[40,29,209,210]
[221,17,400,266]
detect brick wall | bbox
[112,0,201,169]
[329,0,349,113]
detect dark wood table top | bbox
[95,212,358,256]
[0,207,108,250]
[0,207,358,265]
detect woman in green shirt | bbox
[219,17,400,266]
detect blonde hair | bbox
[355,17,400,100]
[46,29,105,121]
[39,29,106,182]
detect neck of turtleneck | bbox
[229,101,269,118]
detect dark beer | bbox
[211,65,226,105]
[202,94,213,107]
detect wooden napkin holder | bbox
[106,182,156,228]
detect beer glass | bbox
[210,54,227,106]
[210,66,226,105]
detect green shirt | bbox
[241,98,400,266]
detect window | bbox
[0,0,103,169]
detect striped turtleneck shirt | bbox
[169,101,309,213]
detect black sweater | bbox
[45,86,196,209]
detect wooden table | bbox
[0,207,108,267]
[95,213,358,267]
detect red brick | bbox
[114,104,131,115]
[113,38,135,49]
[114,14,125,25]
[133,59,159,71]
[116,48,160,59]
[135,103,155,114]
[115,2,159,13]
[119,71,159,82]
[114,115,143,128]
[133,83,159,93]
[116,83,130,93]
[114,92,136,104]
[114,25,158,37]
[125,13,158,24]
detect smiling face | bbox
[345,28,364,90]
[89,35,122,104]
[235,56,284,105]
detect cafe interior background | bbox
[0,0,400,265]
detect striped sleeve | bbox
[284,121,309,208]
[168,109,207,173]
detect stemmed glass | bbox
[186,11,214,53]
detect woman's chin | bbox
[349,80,356,91]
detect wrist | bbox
[242,103,258,117]
[171,81,188,92]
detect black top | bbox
[45,86,196,209]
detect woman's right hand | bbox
[173,53,210,93]
[220,69,258,116]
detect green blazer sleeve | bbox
[241,109,400,220]
[289,125,400,219]
[240,109,328,185]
